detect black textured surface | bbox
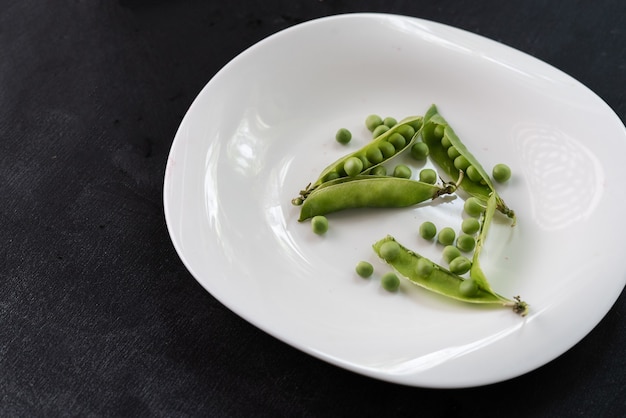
[1,1,625,416]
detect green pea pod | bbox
[372,236,528,315]
[421,105,515,222]
[298,175,455,221]
[293,116,423,204]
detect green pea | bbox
[372,124,390,138]
[311,216,328,234]
[323,171,340,182]
[393,164,411,179]
[416,258,434,277]
[357,155,371,170]
[447,146,461,159]
[396,124,416,141]
[454,155,470,171]
[437,227,456,246]
[388,133,406,150]
[419,221,437,240]
[459,278,479,297]
[355,261,374,278]
[344,157,364,177]
[442,245,461,263]
[461,218,480,235]
[492,163,512,183]
[381,272,400,292]
[370,165,387,176]
[419,168,437,185]
[466,165,483,182]
[365,114,383,132]
[441,135,452,148]
[464,197,486,217]
[383,117,397,128]
[335,128,352,144]
[433,124,445,139]
[378,141,396,158]
[379,241,401,262]
[365,146,384,165]
[410,142,429,160]
[449,256,471,275]
[456,234,476,252]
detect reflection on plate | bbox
[163,13,626,388]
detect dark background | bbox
[2,0,625,416]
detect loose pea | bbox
[365,114,383,132]
[410,142,429,160]
[447,146,461,159]
[461,218,480,235]
[456,234,476,252]
[393,164,411,179]
[438,227,456,246]
[454,155,470,171]
[466,165,483,182]
[492,163,512,183]
[442,245,461,263]
[433,124,445,139]
[372,124,390,138]
[416,258,434,277]
[464,197,486,217]
[449,256,471,275]
[335,128,352,144]
[459,278,479,297]
[311,215,329,234]
[355,261,374,278]
[383,117,397,128]
[396,124,415,141]
[419,221,437,240]
[388,133,406,150]
[344,157,364,177]
[366,146,384,164]
[378,141,396,158]
[419,168,437,185]
[381,272,400,292]
[379,241,401,262]
[370,165,387,176]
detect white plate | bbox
[163,13,626,388]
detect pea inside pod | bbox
[421,105,515,222]
[293,115,423,204]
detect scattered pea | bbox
[335,128,352,144]
[464,197,486,217]
[388,133,406,150]
[344,157,364,177]
[459,278,479,297]
[379,241,401,262]
[383,117,397,128]
[355,261,374,278]
[442,245,461,264]
[311,215,329,235]
[419,168,437,184]
[372,124,390,138]
[456,234,476,252]
[365,114,383,132]
[454,155,470,171]
[447,146,461,159]
[438,227,456,246]
[419,221,437,240]
[416,258,434,277]
[410,142,429,160]
[378,141,396,158]
[370,165,387,176]
[465,165,483,182]
[393,164,411,179]
[492,163,512,183]
[461,218,480,235]
[449,256,471,275]
[381,272,400,292]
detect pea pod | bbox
[421,105,515,222]
[372,236,528,315]
[298,175,456,221]
[293,116,423,204]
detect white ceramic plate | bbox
[163,13,626,388]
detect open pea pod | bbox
[298,175,456,221]
[293,116,423,204]
[421,105,515,222]
[372,236,529,314]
